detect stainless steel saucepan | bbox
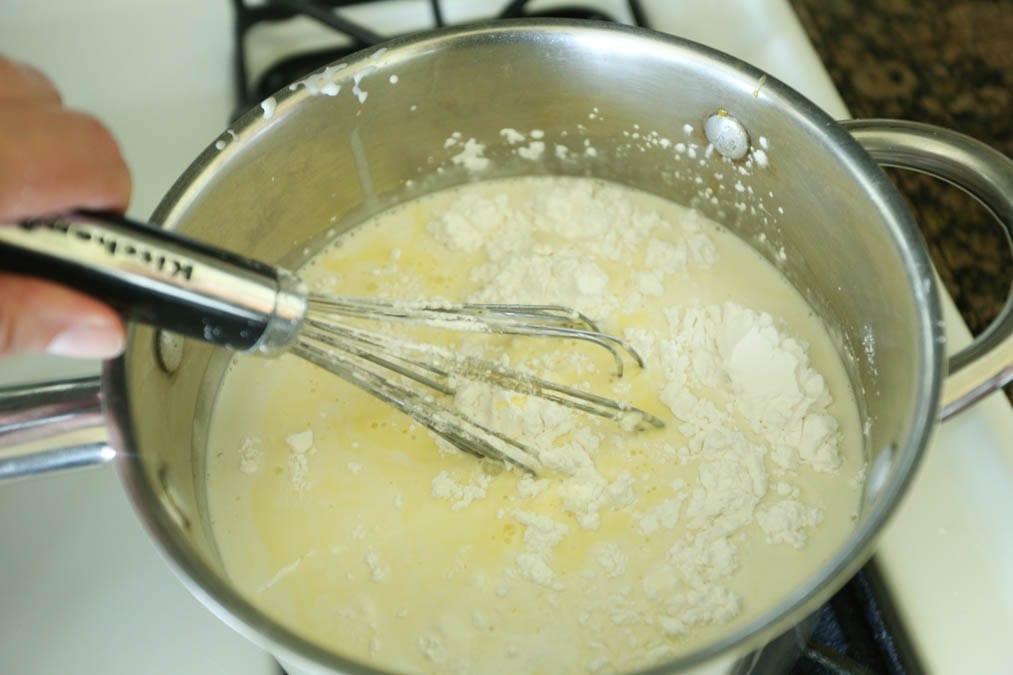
[1,21,1010,675]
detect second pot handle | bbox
[0,376,113,481]
[841,119,1012,420]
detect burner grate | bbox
[791,561,924,675]
[229,0,648,120]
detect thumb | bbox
[0,273,124,358]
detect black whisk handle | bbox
[0,210,306,353]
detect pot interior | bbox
[115,21,940,673]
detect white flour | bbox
[285,429,316,492]
[421,179,841,639]
[238,437,262,474]
[431,469,493,510]
[512,510,569,588]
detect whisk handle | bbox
[0,211,306,354]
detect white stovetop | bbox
[0,1,1009,673]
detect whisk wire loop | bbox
[298,294,665,473]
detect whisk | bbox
[0,211,663,473]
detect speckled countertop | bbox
[789,0,1011,399]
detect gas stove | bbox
[0,2,1009,674]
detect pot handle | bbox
[841,119,1012,420]
[0,375,114,481]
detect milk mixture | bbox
[206,176,864,674]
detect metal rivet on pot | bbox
[704,110,750,160]
[155,329,184,374]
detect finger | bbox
[0,106,131,221]
[0,273,124,358]
[0,56,62,105]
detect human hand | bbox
[0,56,130,359]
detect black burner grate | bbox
[229,0,648,120]
[792,561,923,675]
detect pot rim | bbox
[108,18,944,674]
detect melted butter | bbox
[205,177,863,674]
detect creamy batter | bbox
[205,177,863,674]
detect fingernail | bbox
[47,319,125,359]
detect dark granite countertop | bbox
[789,0,1011,399]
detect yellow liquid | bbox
[205,177,863,674]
